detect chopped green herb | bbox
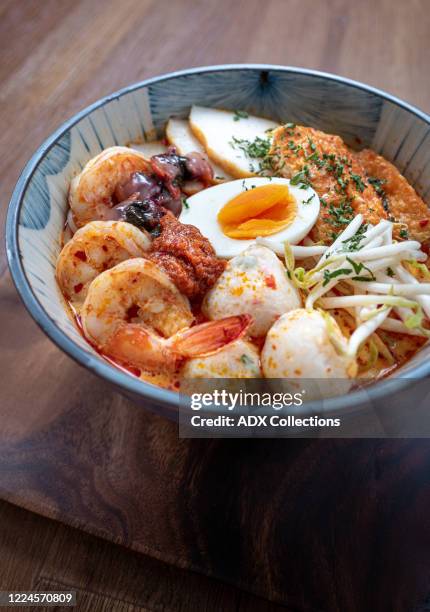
[341,231,366,252]
[240,354,254,365]
[386,267,395,277]
[351,173,366,192]
[327,199,354,227]
[233,110,249,121]
[368,176,387,196]
[346,256,376,281]
[290,170,309,186]
[368,176,395,219]
[334,162,344,177]
[323,267,352,286]
[305,151,319,162]
[230,135,271,159]
[303,194,315,204]
[382,198,391,214]
[337,176,348,190]
[182,197,189,209]
[288,140,302,154]
[230,135,273,173]
[399,228,409,239]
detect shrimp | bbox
[69,146,152,227]
[81,258,252,378]
[56,220,151,306]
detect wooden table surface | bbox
[1,1,430,611]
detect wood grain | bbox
[1,1,430,610]
[0,499,289,612]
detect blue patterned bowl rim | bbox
[6,64,430,415]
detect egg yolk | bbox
[217,184,297,239]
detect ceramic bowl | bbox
[6,65,430,419]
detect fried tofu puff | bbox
[181,339,261,378]
[356,148,430,245]
[202,245,301,337]
[261,309,356,381]
[269,125,385,244]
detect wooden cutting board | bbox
[2,272,430,610]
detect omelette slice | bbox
[356,148,430,246]
[269,124,384,243]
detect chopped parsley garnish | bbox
[290,170,309,186]
[230,135,273,173]
[386,267,395,277]
[288,140,302,154]
[233,110,249,121]
[305,151,319,162]
[182,197,189,209]
[382,199,392,215]
[303,194,315,204]
[368,176,386,196]
[241,180,256,191]
[399,228,409,239]
[334,162,344,177]
[346,256,376,281]
[230,135,271,158]
[368,176,395,220]
[337,176,348,190]
[327,199,354,227]
[341,231,366,252]
[351,173,366,192]
[323,267,352,286]
[240,354,254,365]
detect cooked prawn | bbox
[56,220,151,306]
[69,146,152,227]
[81,258,252,376]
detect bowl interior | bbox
[9,66,430,412]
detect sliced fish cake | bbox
[166,118,232,182]
[189,105,278,178]
[356,148,430,245]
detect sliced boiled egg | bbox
[180,177,320,258]
[189,106,279,178]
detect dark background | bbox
[1,1,430,611]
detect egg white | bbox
[180,177,320,258]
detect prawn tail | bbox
[171,314,253,358]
